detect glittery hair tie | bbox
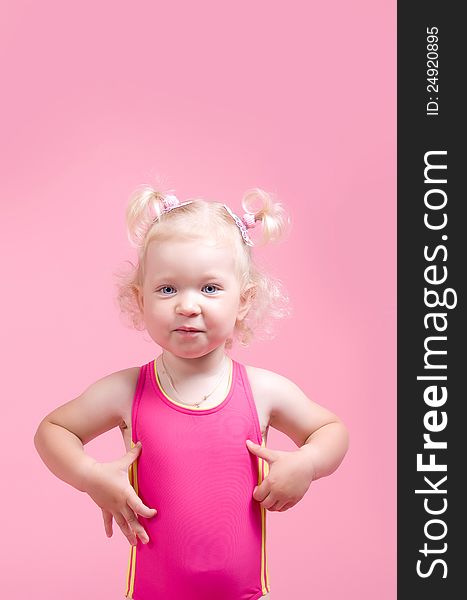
[160,194,193,214]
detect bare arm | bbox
[33,367,158,547]
[246,368,349,512]
[262,369,348,478]
[298,421,349,480]
[33,366,139,491]
[34,421,98,492]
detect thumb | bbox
[125,441,142,464]
[245,439,277,463]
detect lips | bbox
[175,327,202,332]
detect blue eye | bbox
[156,284,220,295]
[159,286,176,295]
[203,284,220,294]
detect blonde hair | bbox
[113,184,293,349]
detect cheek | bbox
[144,301,168,323]
[212,298,238,316]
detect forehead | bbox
[144,238,237,279]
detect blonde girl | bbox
[34,184,349,600]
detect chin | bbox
[160,346,207,359]
[170,345,227,360]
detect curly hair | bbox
[113,184,293,349]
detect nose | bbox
[175,291,202,316]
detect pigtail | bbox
[232,187,293,347]
[125,184,173,251]
[240,187,291,246]
[113,183,173,333]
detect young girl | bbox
[34,184,349,600]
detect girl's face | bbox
[138,237,252,358]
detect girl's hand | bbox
[83,442,157,546]
[246,440,315,512]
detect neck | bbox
[160,345,228,383]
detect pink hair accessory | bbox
[222,204,256,246]
[241,212,256,229]
[161,194,193,213]
[161,194,180,210]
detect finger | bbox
[267,501,283,512]
[127,494,157,518]
[253,480,271,502]
[246,440,277,463]
[260,492,278,510]
[114,513,138,546]
[278,502,295,512]
[121,442,142,468]
[122,506,150,545]
[101,508,113,537]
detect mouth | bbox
[175,328,203,333]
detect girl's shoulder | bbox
[244,363,289,391]
[43,366,142,446]
[244,362,341,449]
[114,366,141,429]
[243,363,286,416]
[244,363,271,383]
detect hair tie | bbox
[241,212,257,229]
[160,194,193,215]
[161,194,182,211]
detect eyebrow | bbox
[152,272,226,281]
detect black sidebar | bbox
[398,4,464,599]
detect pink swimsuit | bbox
[124,356,271,600]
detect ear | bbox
[237,284,257,322]
[136,285,144,312]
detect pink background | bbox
[1,1,395,599]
